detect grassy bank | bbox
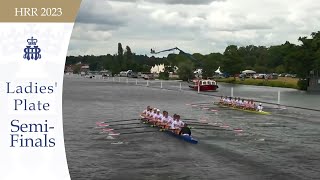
[216,77,299,89]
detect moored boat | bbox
[139,115,198,144]
[189,79,219,91]
[215,102,271,115]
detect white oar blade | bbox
[233,128,243,132]
[111,142,124,145]
[109,133,120,136]
[103,128,114,132]
[106,136,115,140]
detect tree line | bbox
[66,31,320,81]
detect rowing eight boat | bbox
[215,102,271,115]
[139,115,198,144]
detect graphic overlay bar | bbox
[0,0,81,22]
[0,0,82,180]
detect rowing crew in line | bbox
[141,106,191,136]
[219,96,264,112]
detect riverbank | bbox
[216,77,299,89]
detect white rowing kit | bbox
[158,114,163,120]
[153,113,160,119]
[148,112,154,117]
[141,110,185,130]
[176,120,184,127]
[170,121,176,129]
[161,115,170,123]
[166,116,174,126]
[142,109,148,114]
[171,120,184,129]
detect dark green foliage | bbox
[222,45,243,78]
[66,31,320,83]
[177,62,195,81]
[202,53,222,78]
[73,64,81,74]
[159,72,169,80]
[297,79,308,90]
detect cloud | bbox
[75,0,128,27]
[68,0,320,56]
[71,26,112,41]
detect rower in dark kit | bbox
[179,123,191,136]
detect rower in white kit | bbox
[169,114,177,130]
[164,113,174,130]
[158,111,169,127]
[149,108,157,120]
[172,115,185,134]
[146,107,154,118]
[153,109,163,124]
[148,108,160,124]
[257,103,263,112]
[141,106,150,117]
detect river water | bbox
[63,76,320,180]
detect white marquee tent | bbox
[215,67,223,74]
[242,70,256,74]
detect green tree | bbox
[202,53,222,78]
[159,71,169,80]
[65,31,320,90]
[275,65,285,73]
[117,43,125,70]
[192,53,205,68]
[89,62,98,71]
[125,46,132,60]
[110,55,121,75]
[73,64,82,74]
[222,45,243,79]
[177,62,194,81]
[295,34,317,78]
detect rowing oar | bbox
[183,120,210,124]
[96,122,142,127]
[99,118,141,124]
[263,107,286,110]
[102,126,146,132]
[183,118,212,122]
[107,130,157,136]
[183,118,206,120]
[192,127,243,132]
[186,102,212,106]
[182,119,218,124]
[187,123,224,127]
[189,105,213,108]
[188,124,231,130]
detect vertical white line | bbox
[231,87,234,97]
[197,82,200,93]
[278,91,281,105]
